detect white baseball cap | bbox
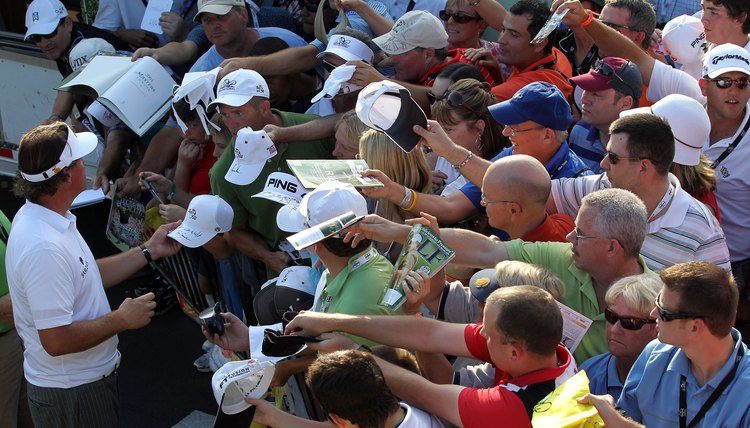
[316,35,374,63]
[620,94,709,166]
[301,180,368,227]
[20,124,97,182]
[211,359,275,415]
[253,266,315,325]
[210,69,269,109]
[24,0,67,41]
[373,10,448,55]
[703,43,750,78]
[168,195,234,247]
[194,0,246,23]
[69,38,116,72]
[356,80,427,152]
[663,15,706,66]
[251,172,309,231]
[225,128,277,185]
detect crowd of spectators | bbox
[2,0,750,426]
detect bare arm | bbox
[0,294,13,325]
[131,40,199,66]
[117,126,182,197]
[220,45,321,78]
[438,228,508,268]
[228,226,291,275]
[335,0,394,36]
[416,350,456,384]
[472,0,508,32]
[42,91,76,125]
[263,114,340,144]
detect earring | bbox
[475,134,483,152]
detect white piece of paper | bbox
[71,188,106,209]
[556,301,593,353]
[141,0,173,34]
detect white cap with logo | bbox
[211,359,275,415]
[68,38,116,72]
[25,0,67,40]
[373,10,448,55]
[225,128,277,185]
[316,35,374,63]
[168,195,234,248]
[703,43,750,78]
[210,69,269,109]
[20,124,97,182]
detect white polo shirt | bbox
[6,202,119,388]
[552,173,731,271]
[702,104,750,262]
[399,402,443,427]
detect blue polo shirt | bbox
[460,141,592,209]
[580,352,624,401]
[568,121,605,174]
[618,330,750,427]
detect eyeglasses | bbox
[571,227,624,248]
[322,59,338,73]
[505,124,544,137]
[605,150,659,165]
[480,192,515,207]
[604,307,655,330]
[599,20,638,32]
[439,90,483,118]
[707,77,750,90]
[28,24,62,44]
[439,10,482,24]
[654,292,705,322]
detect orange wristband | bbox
[580,10,594,27]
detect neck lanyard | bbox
[679,344,745,428]
[649,181,675,223]
[710,109,750,169]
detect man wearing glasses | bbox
[24,0,130,126]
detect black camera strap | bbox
[678,344,745,428]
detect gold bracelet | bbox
[404,189,418,211]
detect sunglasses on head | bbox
[604,307,655,330]
[654,292,705,322]
[440,90,483,117]
[605,150,658,165]
[439,10,482,24]
[708,77,750,90]
[28,23,62,44]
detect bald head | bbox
[484,155,551,206]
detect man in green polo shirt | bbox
[208,68,335,277]
[349,188,649,363]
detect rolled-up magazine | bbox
[286,211,364,251]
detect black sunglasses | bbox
[708,77,750,90]
[440,90,483,118]
[654,292,705,322]
[28,22,63,44]
[599,20,638,32]
[439,10,482,24]
[606,150,658,165]
[604,307,655,330]
[593,59,627,84]
[322,59,337,73]
[427,89,447,104]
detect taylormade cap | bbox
[19,124,97,182]
[168,195,234,247]
[468,268,499,304]
[210,69,269,109]
[488,82,573,131]
[69,38,115,72]
[570,57,642,99]
[225,128,277,185]
[253,266,315,325]
[703,43,750,78]
[662,15,706,66]
[211,359,275,415]
[195,0,246,22]
[317,34,374,63]
[24,0,67,41]
[620,94,709,166]
[374,10,448,55]
[356,80,427,152]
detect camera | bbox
[200,301,226,336]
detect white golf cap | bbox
[210,69,269,109]
[20,124,97,182]
[373,10,448,55]
[69,38,116,72]
[662,15,706,66]
[356,80,427,152]
[211,359,275,415]
[316,35,374,63]
[168,195,234,248]
[225,128,277,185]
[703,43,750,78]
[300,180,368,227]
[24,0,67,41]
[620,94,709,166]
[194,0,245,23]
[252,172,308,205]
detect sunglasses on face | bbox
[605,150,658,165]
[604,307,655,330]
[28,25,61,44]
[599,20,638,32]
[708,77,750,90]
[439,10,482,24]
[654,292,705,322]
[322,59,337,73]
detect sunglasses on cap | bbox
[605,150,659,165]
[604,307,655,330]
[654,291,705,322]
[707,77,750,90]
[439,10,482,24]
[28,22,63,44]
[593,59,628,84]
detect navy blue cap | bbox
[488,82,573,131]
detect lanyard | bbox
[710,111,750,169]
[648,181,675,223]
[678,344,745,428]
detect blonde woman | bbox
[670,153,721,222]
